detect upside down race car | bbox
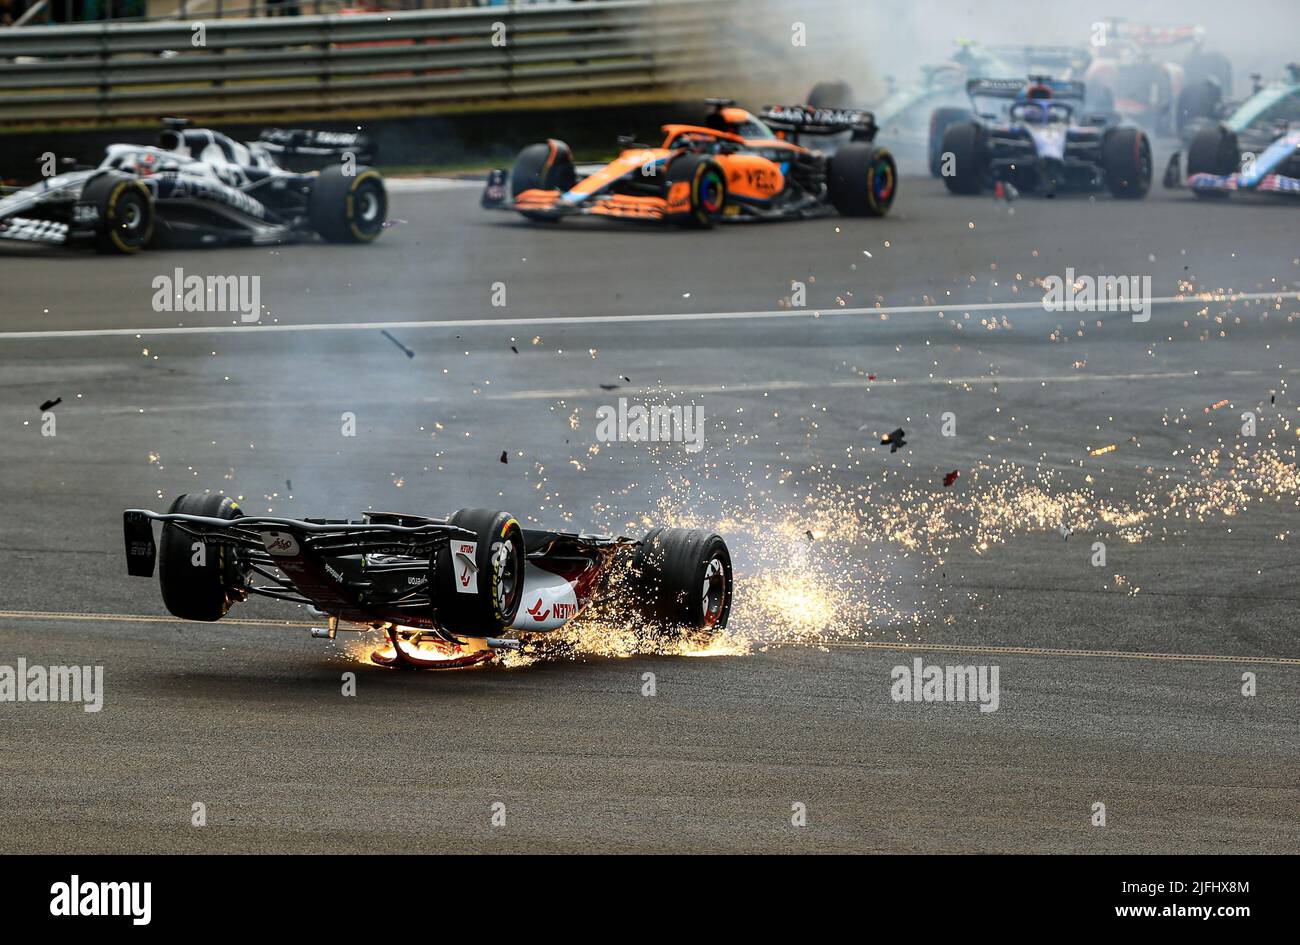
[941,77,1152,198]
[123,495,732,669]
[0,119,386,254]
[481,99,896,226]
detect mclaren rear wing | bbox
[122,509,474,578]
[759,105,878,142]
[966,76,1088,109]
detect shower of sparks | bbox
[304,290,1300,671]
[339,433,1300,671]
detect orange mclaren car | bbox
[481,98,897,227]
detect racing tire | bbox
[630,527,732,642]
[928,107,973,178]
[1101,127,1153,199]
[510,140,577,222]
[663,153,727,228]
[828,143,896,217]
[309,165,387,243]
[1186,123,1238,199]
[1187,122,1239,175]
[433,509,525,636]
[158,493,244,622]
[1176,79,1221,136]
[940,122,986,195]
[80,172,154,255]
[807,80,854,109]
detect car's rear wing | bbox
[122,509,473,578]
[1115,22,1204,48]
[984,44,1092,73]
[759,105,878,141]
[967,77,1087,102]
[255,128,376,170]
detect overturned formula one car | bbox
[124,496,733,669]
[0,119,386,254]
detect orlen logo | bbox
[260,531,299,557]
[527,599,576,622]
[452,541,479,594]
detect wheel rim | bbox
[357,188,380,224]
[871,157,895,205]
[697,167,725,215]
[701,556,728,627]
[121,200,143,232]
[493,537,521,616]
[112,189,151,248]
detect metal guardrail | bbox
[0,0,742,124]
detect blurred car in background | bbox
[940,76,1151,198]
[806,41,1098,177]
[1165,65,1300,199]
[1083,20,1231,135]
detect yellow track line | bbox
[824,641,1300,665]
[1,610,1295,665]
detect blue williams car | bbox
[938,76,1151,198]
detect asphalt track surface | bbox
[2,166,1298,853]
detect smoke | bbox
[725,0,1300,108]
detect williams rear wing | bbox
[984,44,1092,73]
[967,77,1087,102]
[123,509,473,578]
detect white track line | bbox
[1,610,1295,665]
[1,291,1295,342]
[383,177,482,192]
